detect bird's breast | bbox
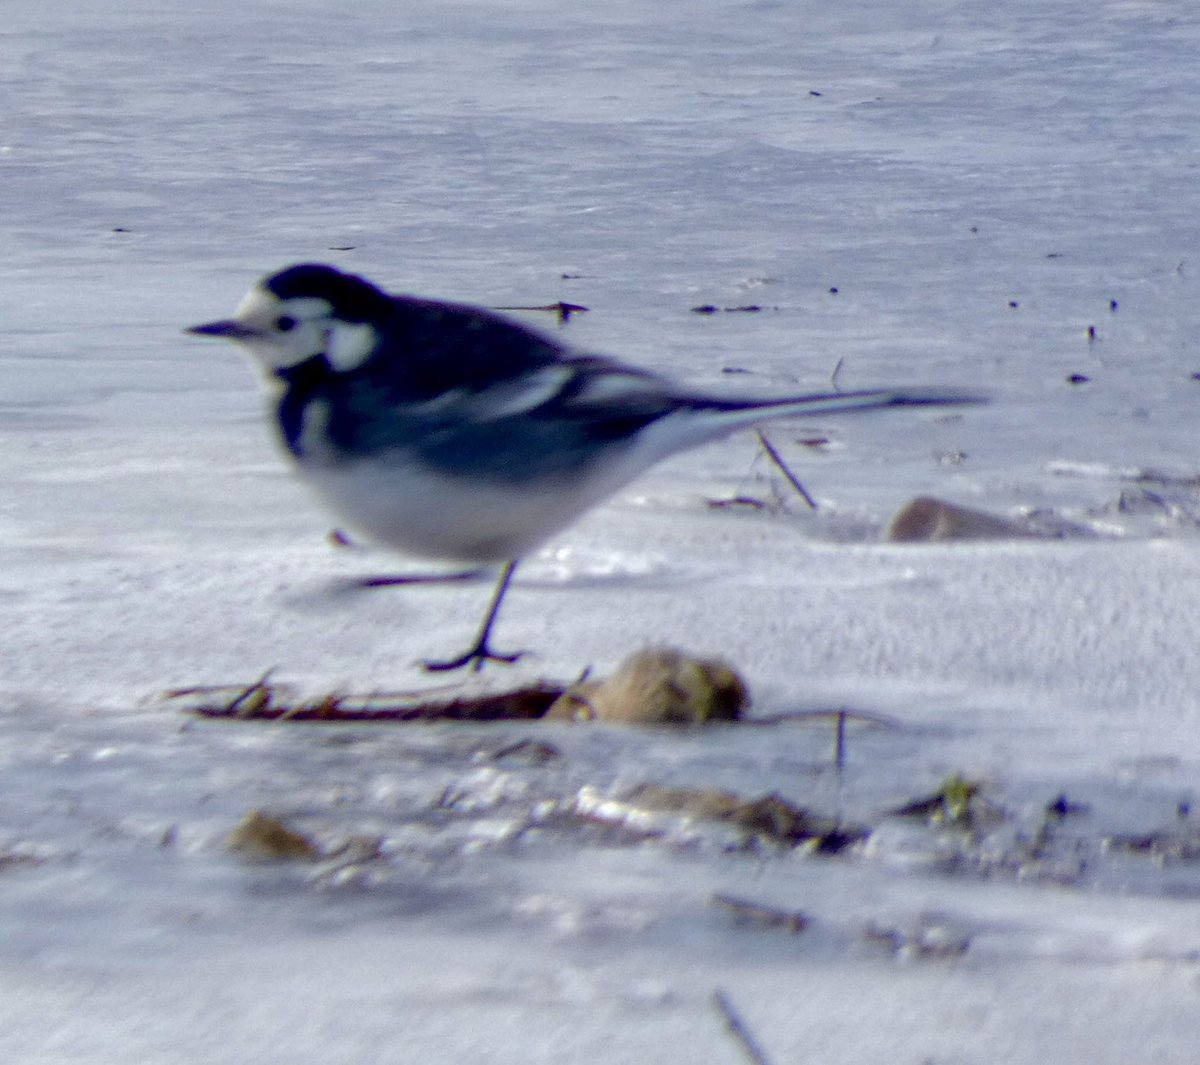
[295,455,605,564]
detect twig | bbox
[743,707,900,730]
[227,668,277,716]
[711,893,809,933]
[756,431,818,509]
[712,988,775,1065]
[493,302,590,324]
[830,355,845,390]
[833,708,847,771]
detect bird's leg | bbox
[422,561,525,673]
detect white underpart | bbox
[292,411,722,562]
[301,456,615,562]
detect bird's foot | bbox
[421,561,524,673]
[422,642,526,673]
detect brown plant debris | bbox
[889,773,1007,833]
[483,739,564,764]
[711,892,810,934]
[862,918,971,959]
[170,648,747,728]
[1104,825,1200,863]
[691,303,767,314]
[171,678,562,722]
[0,847,49,873]
[706,495,769,511]
[609,784,866,851]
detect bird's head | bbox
[186,263,391,374]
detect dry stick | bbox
[830,355,845,390]
[493,302,589,325]
[755,431,818,510]
[711,893,809,934]
[712,988,775,1065]
[226,668,276,716]
[833,708,847,771]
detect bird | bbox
[187,263,981,673]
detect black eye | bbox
[276,315,297,332]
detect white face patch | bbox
[278,296,334,322]
[224,289,338,373]
[231,286,276,321]
[324,319,378,372]
[232,288,329,326]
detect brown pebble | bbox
[227,810,320,861]
[887,496,1034,543]
[545,648,748,725]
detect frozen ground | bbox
[3,1,1200,1061]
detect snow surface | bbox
[4,0,1200,1061]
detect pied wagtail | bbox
[188,264,980,672]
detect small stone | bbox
[227,810,320,861]
[887,496,1034,543]
[545,648,748,725]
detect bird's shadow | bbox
[331,563,697,597]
